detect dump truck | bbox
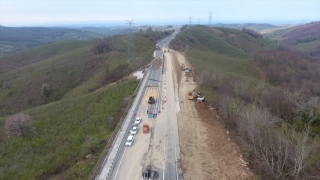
[148,96,155,104]
[143,123,149,133]
[188,91,194,100]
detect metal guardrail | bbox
[96,68,152,180]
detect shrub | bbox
[41,83,51,97]
[4,113,34,137]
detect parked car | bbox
[126,135,134,146]
[143,169,151,179]
[135,117,142,125]
[130,126,138,135]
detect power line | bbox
[126,20,136,61]
[208,12,213,27]
[188,17,193,38]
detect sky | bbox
[0,0,319,27]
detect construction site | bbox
[171,50,253,180]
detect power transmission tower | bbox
[208,12,213,27]
[188,17,193,37]
[126,20,136,61]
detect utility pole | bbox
[126,20,136,61]
[208,12,213,27]
[188,17,193,38]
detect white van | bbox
[125,135,134,146]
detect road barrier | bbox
[96,67,152,180]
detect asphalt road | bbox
[103,27,180,180]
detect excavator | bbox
[187,91,194,100]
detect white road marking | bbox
[113,147,127,180]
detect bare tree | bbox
[219,96,243,127]
[4,113,34,137]
[289,127,317,179]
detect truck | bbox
[143,123,149,133]
[187,91,194,100]
[148,96,156,104]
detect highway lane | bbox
[109,68,161,180]
[104,27,180,180]
[162,47,180,180]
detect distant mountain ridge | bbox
[214,23,279,32]
[282,21,320,45]
[0,26,103,54]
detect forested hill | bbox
[170,25,320,179]
[282,21,320,46]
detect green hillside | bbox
[0,79,138,180]
[170,25,276,78]
[172,25,320,179]
[0,31,168,117]
[0,30,171,179]
[171,25,276,58]
[188,49,256,77]
[214,23,279,32]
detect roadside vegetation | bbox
[172,25,320,179]
[0,29,172,179]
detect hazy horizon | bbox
[1,0,319,27]
[0,20,317,28]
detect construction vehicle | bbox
[148,96,156,104]
[181,63,186,71]
[188,91,194,100]
[181,63,194,73]
[197,96,205,102]
[143,123,149,133]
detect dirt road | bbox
[169,50,253,180]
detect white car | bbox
[134,117,141,125]
[130,126,138,135]
[126,135,134,146]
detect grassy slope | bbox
[172,25,276,58]
[294,40,320,52]
[172,25,275,76]
[214,23,278,32]
[0,40,93,72]
[0,79,138,180]
[0,31,165,116]
[188,50,256,77]
[171,26,276,100]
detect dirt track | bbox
[170,50,253,180]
